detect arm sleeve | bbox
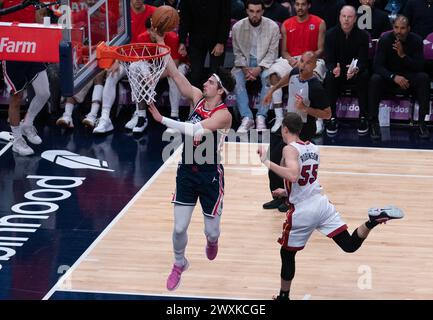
[162,117,204,137]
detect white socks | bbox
[89,84,103,116]
[63,102,74,117]
[11,125,22,139]
[274,107,284,120]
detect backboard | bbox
[59,0,130,96]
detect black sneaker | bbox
[278,202,289,212]
[132,117,148,133]
[357,117,369,135]
[368,205,404,223]
[370,122,381,140]
[263,198,283,209]
[418,123,430,139]
[273,294,290,300]
[326,118,338,135]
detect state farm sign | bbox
[0,22,62,63]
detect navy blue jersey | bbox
[181,98,228,166]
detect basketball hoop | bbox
[96,42,171,104]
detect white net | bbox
[117,44,170,104]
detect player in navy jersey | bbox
[148,32,235,291]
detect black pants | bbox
[188,36,226,88]
[324,69,369,118]
[268,132,286,195]
[368,72,431,124]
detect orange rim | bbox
[96,42,171,68]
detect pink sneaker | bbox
[166,260,189,291]
[206,239,218,260]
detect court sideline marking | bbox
[54,288,247,300]
[0,142,12,158]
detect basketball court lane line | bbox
[0,142,13,158]
[42,145,184,300]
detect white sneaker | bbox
[0,131,14,142]
[271,117,283,133]
[93,118,114,134]
[21,123,42,145]
[368,205,404,223]
[256,115,267,131]
[12,137,34,156]
[125,112,138,130]
[132,117,148,133]
[82,114,97,129]
[315,119,324,135]
[237,117,255,133]
[56,115,74,129]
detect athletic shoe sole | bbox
[368,205,404,223]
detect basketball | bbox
[151,6,180,34]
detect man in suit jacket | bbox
[231,0,281,133]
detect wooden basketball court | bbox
[51,143,433,300]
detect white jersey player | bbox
[257,112,404,300]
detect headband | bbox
[212,73,229,95]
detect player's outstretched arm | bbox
[258,145,300,182]
[148,102,203,136]
[153,32,202,105]
[149,103,231,135]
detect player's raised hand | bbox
[152,28,165,44]
[148,102,163,123]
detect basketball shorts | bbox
[278,193,348,251]
[2,61,47,94]
[172,164,224,217]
